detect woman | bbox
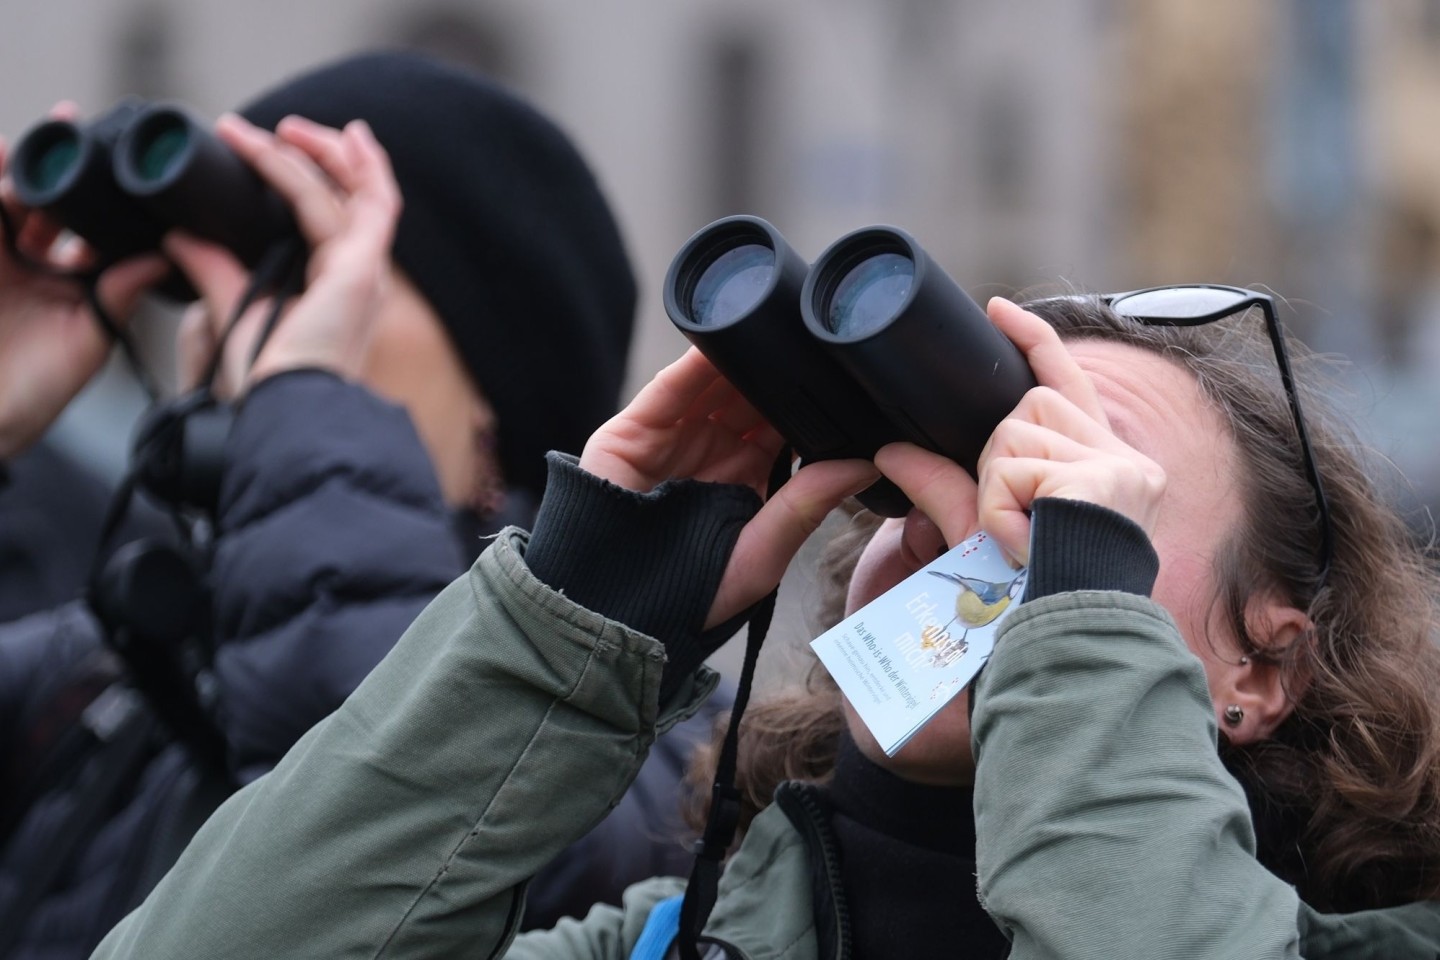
[705,292,1440,924]
[93,293,1440,958]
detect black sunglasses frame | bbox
[1100,284,1333,589]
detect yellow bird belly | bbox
[956,592,1010,628]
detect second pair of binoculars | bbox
[664,216,1037,517]
[10,98,297,298]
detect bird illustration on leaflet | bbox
[810,528,1029,756]
[928,570,1027,639]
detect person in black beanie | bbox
[191,49,638,527]
[0,51,725,958]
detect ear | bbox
[1214,601,1311,745]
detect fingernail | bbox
[348,119,376,143]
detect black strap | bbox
[200,237,306,391]
[79,235,306,779]
[678,448,791,960]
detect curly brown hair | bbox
[1030,294,1440,911]
[690,292,1440,912]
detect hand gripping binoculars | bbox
[664,216,1036,517]
[10,98,297,297]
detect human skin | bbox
[0,102,169,459]
[842,303,1309,785]
[359,269,499,511]
[574,296,1309,786]
[171,114,495,510]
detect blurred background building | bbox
[4,0,1440,658]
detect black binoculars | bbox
[664,216,1036,517]
[10,98,297,297]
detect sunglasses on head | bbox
[1036,284,1332,589]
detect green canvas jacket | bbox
[93,530,1440,959]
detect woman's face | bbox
[841,339,1247,785]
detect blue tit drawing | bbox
[927,570,1027,640]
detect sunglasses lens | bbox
[1111,286,1250,321]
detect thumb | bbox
[164,231,249,329]
[94,254,170,324]
[174,302,216,393]
[707,458,880,629]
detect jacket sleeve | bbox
[93,529,718,960]
[208,369,464,782]
[967,591,1440,960]
[971,591,1303,958]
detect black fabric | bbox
[0,442,170,623]
[825,733,1010,960]
[774,783,852,960]
[1221,739,1315,902]
[525,452,761,704]
[1022,497,1158,603]
[240,50,637,498]
[210,371,462,780]
[0,373,727,959]
[0,443,110,622]
[0,604,189,959]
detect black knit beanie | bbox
[239,50,637,497]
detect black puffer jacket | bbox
[0,371,723,958]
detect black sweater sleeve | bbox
[523,452,761,702]
[1022,497,1159,602]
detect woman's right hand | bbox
[578,348,879,628]
[0,112,168,458]
[171,114,400,400]
[875,297,1166,564]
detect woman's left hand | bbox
[579,348,879,628]
[876,297,1166,564]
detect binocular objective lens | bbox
[26,134,81,193]
[135,121,190,183]
[690,243,774,328]
[827,253,914,339]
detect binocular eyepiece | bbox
[11,99,298,298]
[664,216,1036,517]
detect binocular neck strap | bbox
[677,447,792,960]
[198,237,306,392]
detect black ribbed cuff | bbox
[524,453,762,700]
[1022,498,1158,602]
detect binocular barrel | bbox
[113,104,296,268]
[12,101,167,260]
[11,99,297,295]
[664,216,1036,518]
[802,226,1036,478]
[664,216,912,515]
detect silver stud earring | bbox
[1224,704,1244,727]
[1239,656,1249,666]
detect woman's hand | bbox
[0,105,168,457]
[579,348,879,628]
[876,297,1166,564]
[172,114,401,400]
